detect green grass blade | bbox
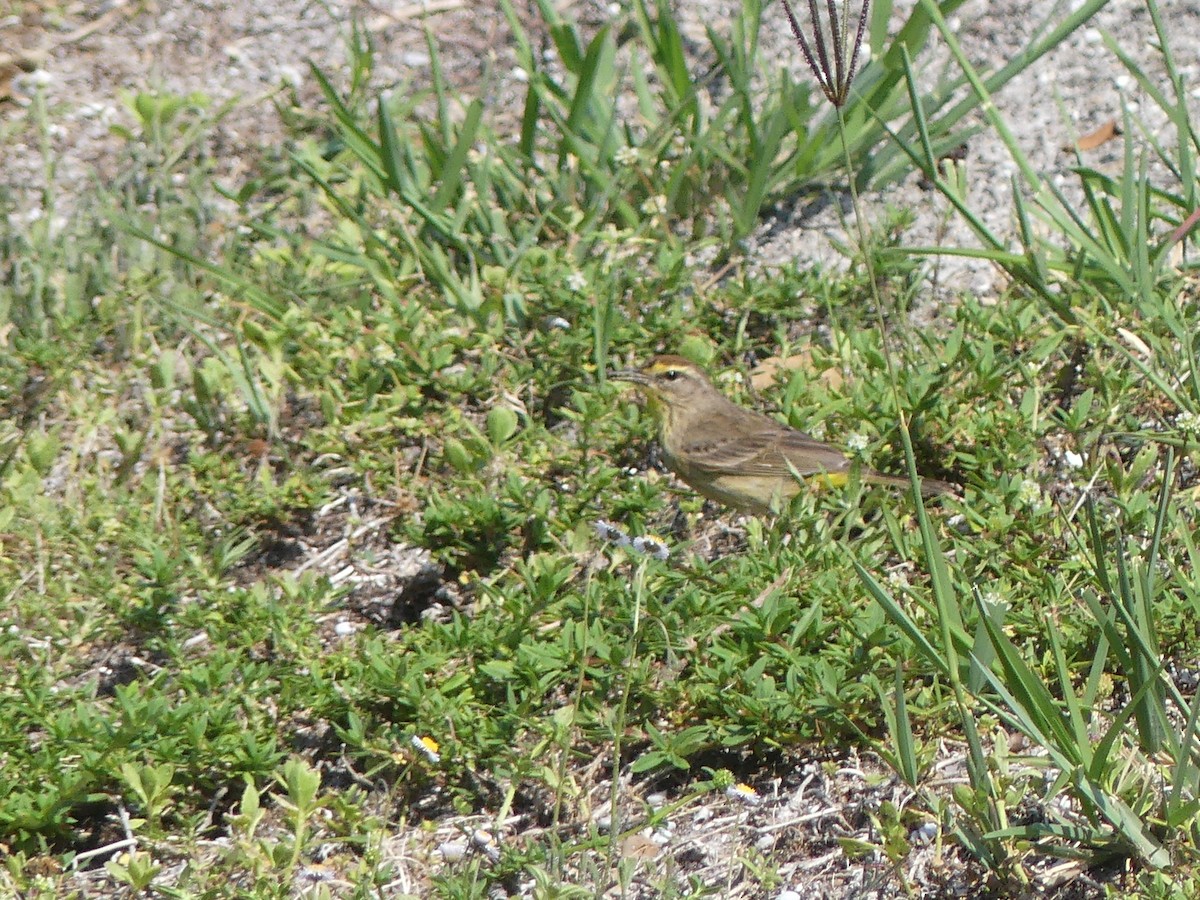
[430,99,484,214]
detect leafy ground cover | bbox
[3,0,1200,897]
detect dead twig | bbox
[0,1,134,72]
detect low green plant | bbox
[105,850,162,893]
[892,0,1198,412]
[9,0,1200,895]
[255,0,1106,338]
[860,454,1200,876]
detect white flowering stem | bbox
[608,558,648,860]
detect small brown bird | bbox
[612,355,953,514]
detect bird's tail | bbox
[868,472,958,498]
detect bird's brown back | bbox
[663,392,850,479]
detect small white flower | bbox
[808,421,827,441]
[886,569,909,590]
[79,101,117,121]
[1063,450,1084,469]
[1176,411,1200,435]
[593,519,631,547]
[471,829,500,861]
[411,734,441,763]
[845,432,869,452]
[277,64,303,89]
[565,270,588,292]
[614,145,640,167]
[640,195,667,216]
[1016,479,1042,505]
[726,783,762,806]
[28,69,53,88]
[632,535,669,560]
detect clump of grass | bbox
[782,0,1200,886]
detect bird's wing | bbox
[678,423,850,478]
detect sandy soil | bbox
[5,0,1197,301]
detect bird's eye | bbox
[664,370,681,381]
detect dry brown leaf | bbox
[1067,119,1121,152]
[751,354,809,389]
[1116,327,1151,359]
[0,2,134,73]
[621,834,661,861]
[1166,207,1200,248]
[751,353,843,391]
[366,0,466,30]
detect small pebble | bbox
[911,822,938,844]
[649,827,673,846]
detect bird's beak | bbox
[610,369,649,386]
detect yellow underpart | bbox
[812,471,849,489]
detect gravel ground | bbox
[3,0,1197,896]
[5,0,1198,298]
[741,0,1200,307]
